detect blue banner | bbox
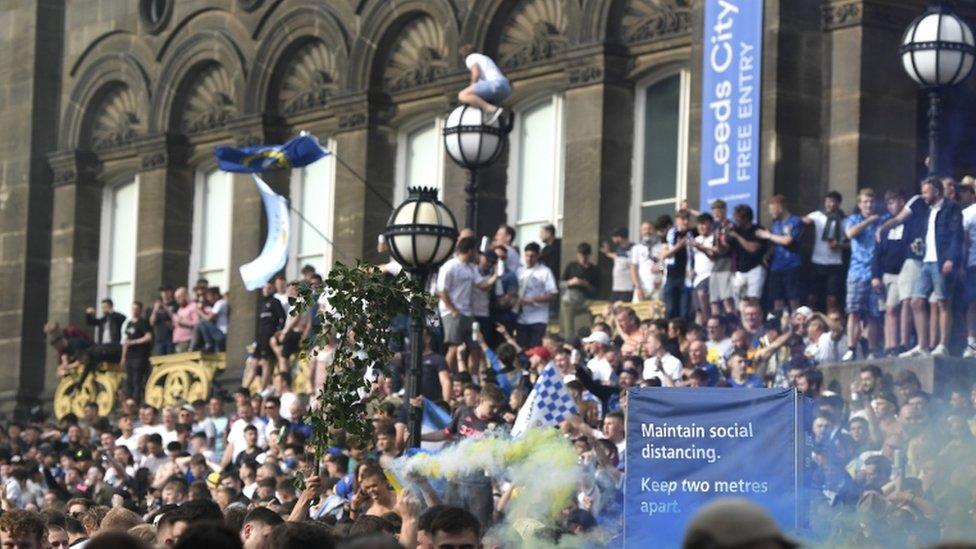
[624,387,797,548]
[214,134,329,173]
[699,0,763,215]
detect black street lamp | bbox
[900,2,976,176]
[442,104,511,230]
[384,187,459,447]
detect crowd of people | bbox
[15,175,976,548]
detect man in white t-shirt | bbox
[224,401,268,465]
[437,237,479,372]
[642,333,682,386]
[801,191,846,312]
[457,44,511,125]
[630,219,666,301]
[493,224,521,273]
[690,213,716,324]
[516,242,558,348]
[804,316,841,365]
[961,183,976,357]
[581,331,616,384]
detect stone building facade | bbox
[0,0,970,414]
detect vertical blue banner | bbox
[699,0,764,215]
[624,388,797,548]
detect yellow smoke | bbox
[396,428,581,522]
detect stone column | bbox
[822,0,920,202]
[0,0,64,414]
[331,95,396,264]
[560,50,634,295]
[132,134,193,306]
[45,150,102,393]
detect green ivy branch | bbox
[290,262,432,472]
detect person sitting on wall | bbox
[457,43,511,125]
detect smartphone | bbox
[480,236,489,254]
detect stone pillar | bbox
[45,151,102,394]
[822,0,920,201]
[560,50,634,296]
[132,134,193,306]
[331,96,396,264]
[0,0,65,413]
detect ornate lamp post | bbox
[900,2,976,175]
[384,187,459,447]
[442,104,511,230]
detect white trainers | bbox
[841,349,855,362]
[485,107,504,125]
[899,345,928,358]
[930,344,948,357]
[963,346,976,358]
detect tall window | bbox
[509,95,564,246]
[631,71,690,235]
[395,118,444,204]
[191,169,232,292]
[289,143,336,278]
[99,178,138,310]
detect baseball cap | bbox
[794,306,814,320]
[682,498,799,548]
[525,346,552,362]
[582,331,612,346]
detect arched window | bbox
[190,169,232,292]
[98,178,139,310]
[289,139,336,278]
[508,94,565,246]
[631,70,690,235]
[395,117,444,204]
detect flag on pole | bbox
[239,175,290,291]
[421,397,452,434]
[511,363,578,438]
[214,134,329,173]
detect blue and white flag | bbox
[214,134,329,173]
[239,175,290,291]
[511,363,578,438]
[422,397,452,433]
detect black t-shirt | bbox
[152,301,177,342]
[562,262,600,298]
[730,224,767,272]
[666,228,694,277]
[450,406,499,440]
[258,295,286,335]
[124,318,152,361]
[419,352,449,403]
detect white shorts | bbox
[733,266,766,300]
[709,270,734,302]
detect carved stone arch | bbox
[245,3,350,114]
[154,7,255,64]
[82,84,146,151]
[347,0,460,92]
[152,30,247,133]
[487,0,583,71]
[61,52,152,151]
[613,0,692,46]
[580,0,622,43]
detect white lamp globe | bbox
[442,104,507,169]
[385,187,459,271]
[901,5,976,87]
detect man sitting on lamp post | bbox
[457,44,511,125]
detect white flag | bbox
[239,175,290,291]
[511,363,578,438]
